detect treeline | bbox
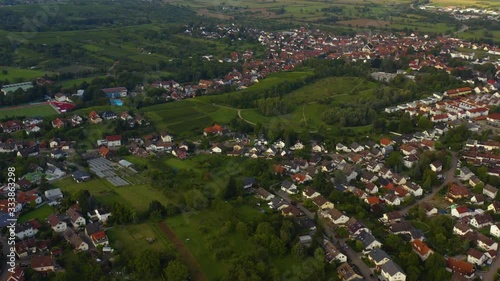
[0,1,196,32]
[0,84,48,106]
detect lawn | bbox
[52,177,173,213]
[0,103,58,118]
[107,223,174,255]
[18,204,55,223]
[0,66,51,82]
[410,219,431,233]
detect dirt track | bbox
[158,222,208,281]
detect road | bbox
[399,151,458,216]
[276,190,375,280]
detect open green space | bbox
[52,177,173,213]
[0,104,58,119]
[107,223,174,255]
[0,66,51,82]
[18,204,55,223]
[164,201,296,280]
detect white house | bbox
[302,187,320,199]
[15,223,38,240]
[490,223,500,238]
[367,249,391,266]
[47,214,67,233]
[483,184,498,199]
[430,161,442,172]
[323,239,347,263]
[281,180,298,194]
[44,188,63,202]
[477,233,498,251]
[467,248,488,266]
[381,260,407,281]
[321,208,349,225]
[336,143,350,152]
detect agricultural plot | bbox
[0,103,58,118]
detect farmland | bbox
[0,103,58,119]
[141,70,314,136]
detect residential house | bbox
[51,118,65,129]
[323,239,347,263]
[321,208,349,225]
[458,167,473,180]
[476,233,498,251]
[467,248,488,266]
[488,201,500,213]
[483,184,498,199]
[242,177,257,189]
[255,188,274,201]
[491,223,500,238]
[357,230,382,251]
[382,211,402,224]
[337,262,362,281]
[30,255,55,272]
[281,205,302,217]
[67,207,86,228]
[453,222,473,236]
[47,214,67,233]
[448,184,470,201]
[412,239,433,261]
[87,208,111,223]
[90,231,109,247]
[446,258,475,278]
[160,131,173,143]
[15,237,36,258]
[381,260,407,281]
[365,182,378,194]
[72,170,91,183]
[430,161,443,172]
[54,93,67,102]
[336,143,350,152]
[384,194,401,206]
[7,266,25,281]
[281,180,298,194]
[469,213,493,228]
[63,228,89,251]
[101,111,117,120]
[451,206,472,219]
[44,188,63,202]
[367,249,391,267]
[470,194,485,205]
[303,187,320,199]
[88,111,102,124]
[312,195,334,210]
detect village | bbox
[0,23,500,281]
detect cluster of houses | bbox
[0,117,44,135]
[4,188,112,278]
[181,24,500,99]
[385,88,500,123]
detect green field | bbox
[140,70,315,135]
[164,201,299,280]
[107,223,174,255]
[0,66,51,82]
[52,177,174,213]
[0,104,58,118]
[18,204,55,223]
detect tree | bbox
[417,115,433,131]
[165,260,190,281]
[398,113,413,134]
[291,242,307,261]
[386,152,403,172]
[224,176,239,200]
[134,250,161,279]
